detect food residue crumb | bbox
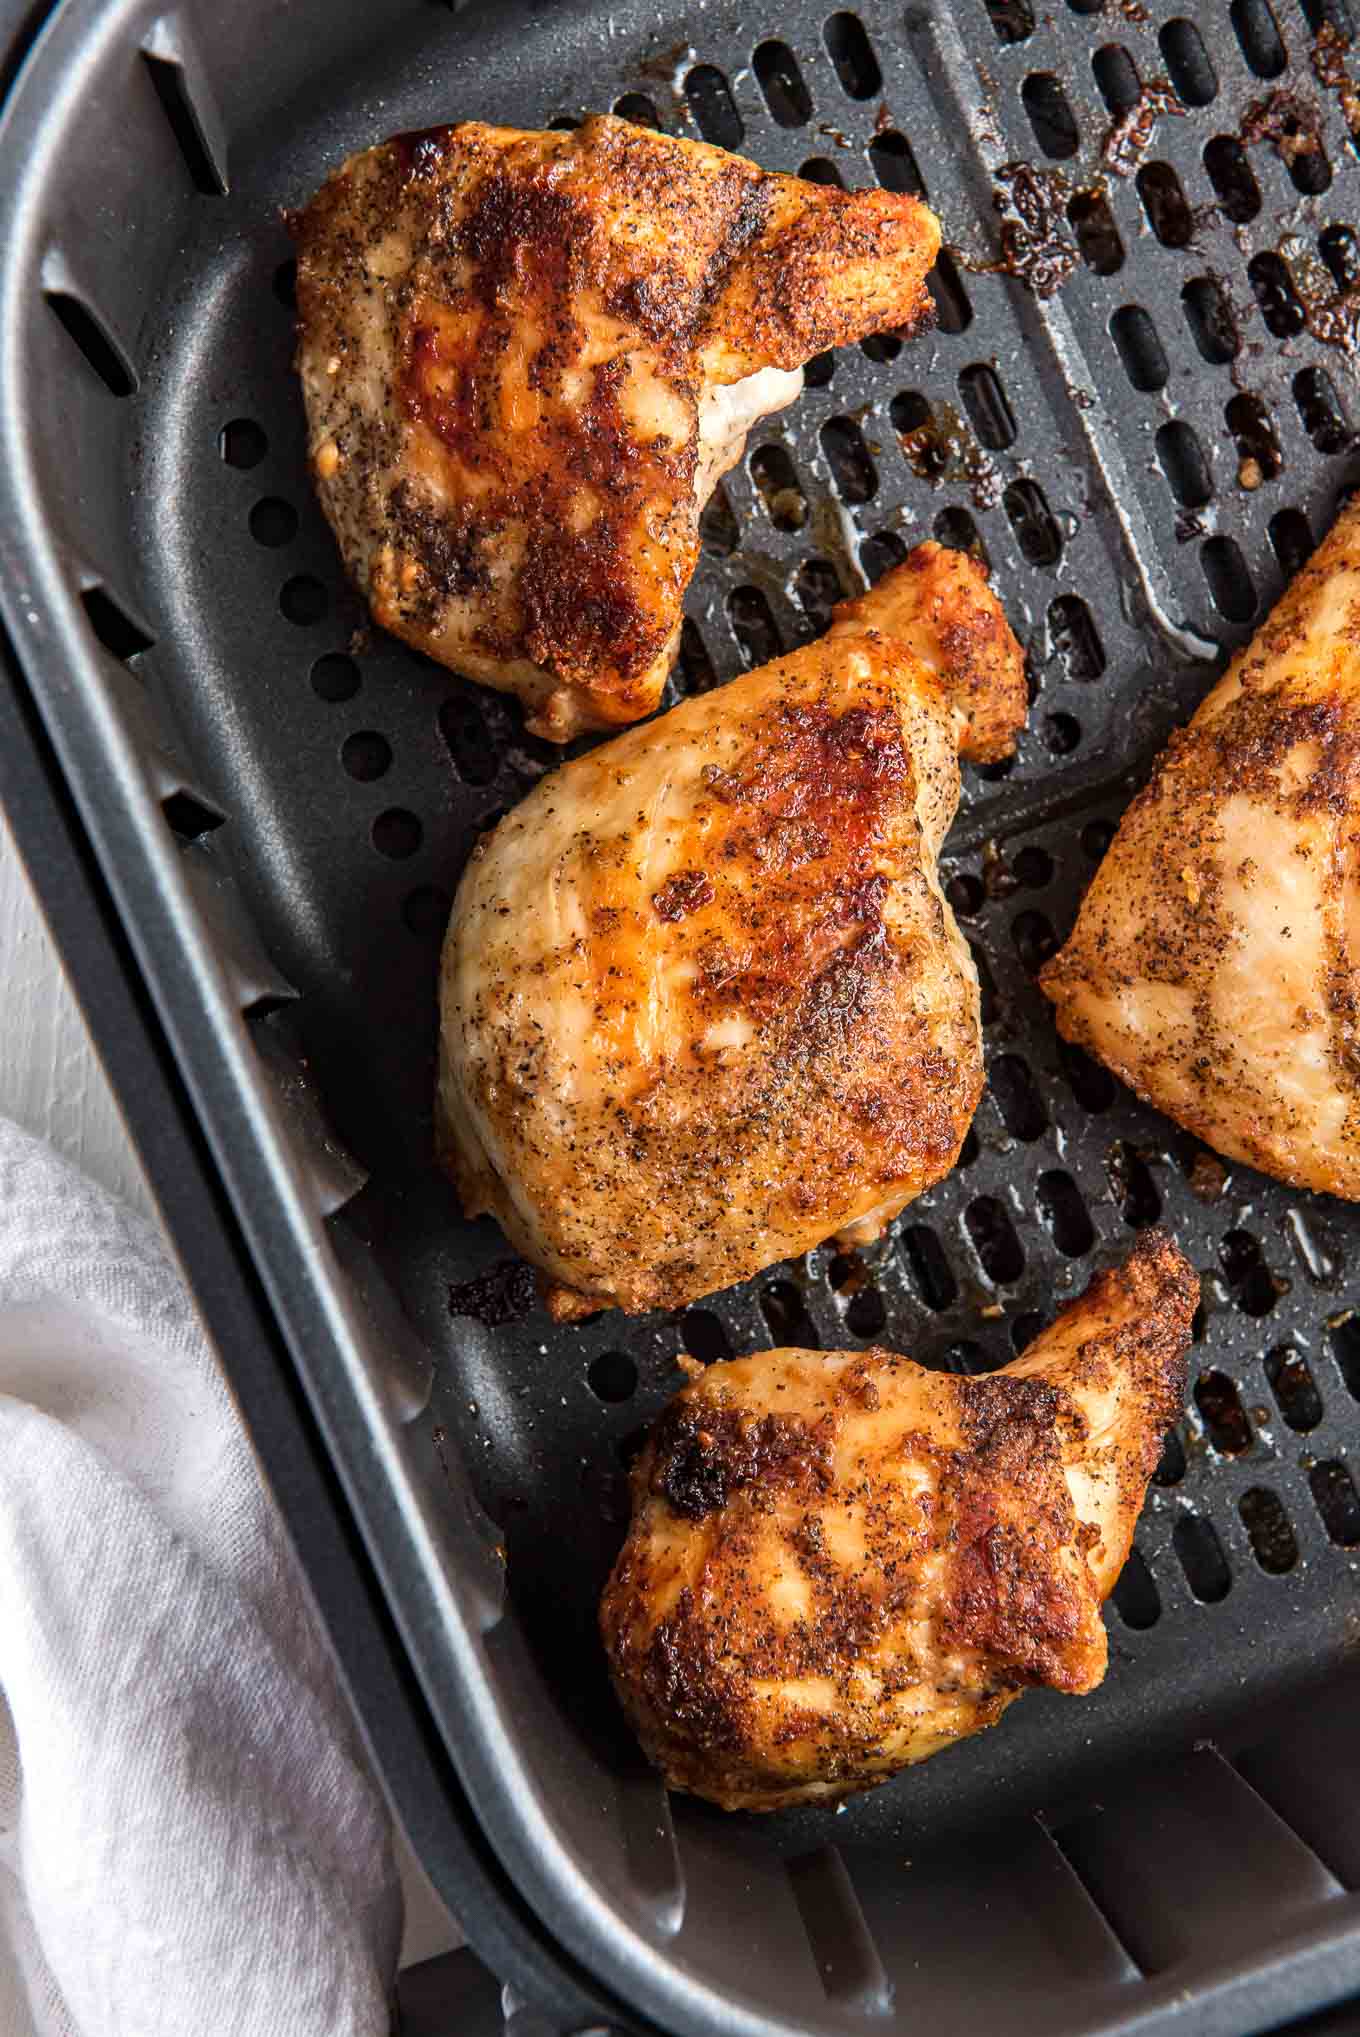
[1102,78,1184,178]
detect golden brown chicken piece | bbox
[292,115,940,740]
[601,1232,1194,1812]
[437,546,1026,1317]
[1042,498,1360,1198]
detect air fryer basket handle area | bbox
[0,624,632,2032]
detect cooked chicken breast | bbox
[601,1232,1195,1812]
[1042,497,1360,1197]
[437,546,1026,1317]
[292,115,940,740]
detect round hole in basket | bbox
[341,731,392,782]
[371,808,423,859]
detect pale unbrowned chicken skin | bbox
[601,1232,1195,1811]
[292,115,941,739]
[1043,497,1360,1198]
[437,545,1027,1317]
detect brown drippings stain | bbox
[1241,87,1327,171]
[894,395,1001,510]
[982,838,1019,901]
[1281,233,1360,353]
[1313,21,1360,133]
[1103,78,1185,178]
[986,164,1079,300]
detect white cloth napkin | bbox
[0,1120,402,2036]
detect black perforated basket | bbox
[3,0,1360,2032]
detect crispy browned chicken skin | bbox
[293,115,940,739]
[437,544,1026,1317]
[601,1232,1194,1811]
[1043,497,1360,1198]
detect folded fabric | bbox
[0,1120,401,2036]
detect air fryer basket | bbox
[4,0,1360,2030]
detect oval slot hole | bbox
[753,40,811,126]
[727,586,782,668]
[1160,18,1217,104]
[869,129,926,197]
[984,0,1035,40]
[1294,366,1351,453]
[927,251,973,334]
[1022,72,1081,158]
[439,698,498,785]
[1266,1345,1323,1431]
[750,444,807,530]
[965,1196,1025,1285]
[1184,274,1241,361]
[1194,1369,1253,1454]
[1012,907,1057,971]
[761,1280,821,1348]
[1049,594,1105,679]
[1108,1141,1162,1227]
[1037,1169,1094,1257]
[794,558,845,635]
[699,486,739,557]
[685,65,743,148]
[1093,43,1141,114]
[1248,253,1305,339]
[1154,1427,1187,1486]
[1269,507,1314,578]
[1220,1228,1281,1314]
[861,529,908,584]
[821,416,877,502]
[1327,1314,1360,1399]
[1310,1460,1360,1545]
[678,619,718,694]
[1202,536,1256,623]
[1112,1547,1161,1628]
[1319,223,1360,291]
[1226,392,1283,480]
[1004,479,1062,566]
[824,11,882,98]
[902,1224,957,1311]
[1068,188,1124,274]
[1231,0,1287,77]
[614,92,661,128]
[1111,304,1168,391]
[957,362,1017,450]
[1156,420,1213,507]
[1174,1513,1232,1601]
[1240,1488,1298,1572]
[1204,134,1261,221]
[990,1054,1048,1141]
[934,505,988,563]
[1137,161,1194,248]
[1060,1038,1116,1111]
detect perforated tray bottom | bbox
[17,0,1360,2025]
